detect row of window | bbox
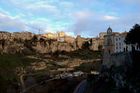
[116,46,122,50]
[116,37,121,41]
[116,43,122,46]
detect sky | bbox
[0,0,140,37]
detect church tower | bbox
[103,27,114,68]
[106,27,113,54]
[107,27,112,35]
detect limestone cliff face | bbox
[0,32,34,54]
[0,31,101,54]
[75,35,86,49]
[0,31,78,54]
[12,32,33,40]
[32,40,77,53]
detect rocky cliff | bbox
[0,31,103,54]
[0,31,79,54]
[101,51,140,93]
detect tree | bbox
[31,35,38,42]
[98,45,103,51]
[82,41,90,49]
[125,24,140,48]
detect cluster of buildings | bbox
[42,31,75,43]
[36,27,140,52]
[1,28,139,55]
[74,33,106,51]
[104,27,139,54]
[103,27,140,68]
[41,31,106,51]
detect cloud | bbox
[0,8,10,15]
[70,9,140,37]
[25,1,60,15]
[73,11,93,20]
[0,12,30,32]
[103,15,119,20]
[0,0,61,17]
[0,0,140,37]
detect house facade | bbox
[104,27,139,54]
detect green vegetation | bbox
[67,49,102,60]
[75,63,93,72]
[125,24,140,47]
[0,54,36,92]
[50,49,102,60]
[75,61,101,73]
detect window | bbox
[119,43,121,45]
[119,38,121,40]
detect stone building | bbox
[42,31,75,43]
[103,27,140,68]
[64,36,75,43]
[75,35,86,49]
[104,27,114,54]
[104,27,139,54]
[43,32,57,40]
[90,38,101,51]
[57,31,65,42]
[90,32,106,51]
[99,32,107,39]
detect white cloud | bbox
[0,0,140,37]
[73,11,94,20]
[25,1,59,15]
[1,0,61,16]
[103,15,119,20]
[0,8,10,15]
[0,12,31,32]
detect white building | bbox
[104,27,139,54]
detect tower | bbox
[106,27,113,53]
[107,27,112,35]
[103,27,114,68]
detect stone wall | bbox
[102,51,140,93]
[103,52,133,68]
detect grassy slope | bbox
[0,54,36,92]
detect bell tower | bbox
[106,27,113,48]
[107,27,112,35]
[103,27,114,68]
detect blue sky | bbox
[0,0,140,37]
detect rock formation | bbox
[0,31,102,54]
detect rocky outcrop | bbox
[0,31,101,54]
[0,31,34,54]
[101,51,140,93]
[0,31,77,54]
[75,35,86,49]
